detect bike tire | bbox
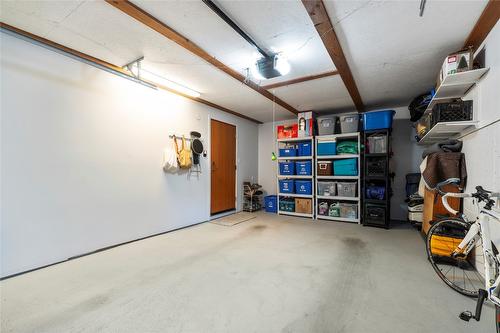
[496,305,500,333]
[426,217,486,297]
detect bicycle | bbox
[425,180,500,332]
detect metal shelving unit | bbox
[362,129,392,228]
[315,133,361,224]
[277,136,315,219]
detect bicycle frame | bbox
[455,206,500,306]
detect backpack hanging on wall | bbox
[175,136,192,169]
[163,136,179,173]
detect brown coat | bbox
[422,152,467,189]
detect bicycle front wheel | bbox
[496,305,500,333]
[426,218,485,297]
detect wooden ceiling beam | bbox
[0,22,262,124]
[463,0,500,51]
[301,0,364,112]
[105,0,299,115]
[261,70,338,90]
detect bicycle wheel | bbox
[426,218,486,297]
[496,305,500,333]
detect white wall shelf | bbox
[277,175,313,179]
[316,215,360,223]
[417,120,478,145]
[278,193,313,198]
[317,195,359,201]
[277,136,314,142]
[316,154,359,159]
[315,133,361,224]
[425,68,489,115]
[317,175,359,180]
[278,211,314,218]
[317,133,359,140]
[277,156,312,160]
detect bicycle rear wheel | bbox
[426,218,486,297]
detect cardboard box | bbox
[295,198,312,214]
[298,111,316,137]
[437,49,473,87]
[277,124,298,139]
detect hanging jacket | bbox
[421,152,467,191]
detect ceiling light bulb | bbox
[274,53,290,76]
[251,62,265,80]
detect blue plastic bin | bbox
[317,141,336,155]
[366,186,385,200]
[279,148,297,157]
[362,110,396,131]
[264,195,277,213]
[297,142,312,156]
[295,180,312,195]
[279,179,295,193]
[333,158,358,176]
[295,161,312,175]
[279,162,295,175]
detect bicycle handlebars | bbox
[439,186,499,216]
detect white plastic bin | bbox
[367,135,387,153]
[337,182,357,197]
[317,181,336,196]
[340,203,358,219]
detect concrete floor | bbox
[0,212,495,333]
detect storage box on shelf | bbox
[416,68,488,145]
[277,136,315,219]
[339,114,359,133]
[362,129,392,228]
[362,110,395,131]
[315,132,361,223]
[317,116,336,135]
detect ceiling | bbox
[0,0,488,122]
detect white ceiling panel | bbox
[1,0,489,119]
[323,0,488,109]
[0,0,84,36]
[132,0,335,86]
[0,0,294,122]
[272,75,355,113]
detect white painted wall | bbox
[0,33,258,277]
[461,21,500,245]
[257,119,295,196]
[390,107,425,220]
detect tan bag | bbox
[174,136,192,169]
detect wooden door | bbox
[211,119,236,215]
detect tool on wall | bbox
[190,131,204,174]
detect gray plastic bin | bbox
[317,116,336,136]
[340,114,359,133]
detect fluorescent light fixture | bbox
[129,63,201,98]
[274,53,290,76]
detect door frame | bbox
[207,116,238,219]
